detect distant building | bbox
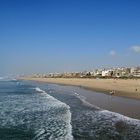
[102,70,109,77]
[131,67,140,77]
[94,69,102,76]
[31,66,140,79]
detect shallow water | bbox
[0,80,73,140]
[47,84,140,120]
[38,83,140,140]
[0,80,140,140]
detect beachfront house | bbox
[102,70,109,77]
[131,67,140,77]
[94,69,102,77]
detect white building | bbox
[102,70,109,77]
[131,67,140,77]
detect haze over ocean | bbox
[0,0,140,76]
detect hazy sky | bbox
[0,0,140,76]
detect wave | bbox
[74,92,101,110]
[100,110,140,125]
[34,87,73,140]
[35,87,46,93]
[30,86,140,139]
[71,92,140,139]
[0,85,73,140]
[74,91,140,120]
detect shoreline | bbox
[19,77,140,100]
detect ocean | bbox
[0,79,140,140]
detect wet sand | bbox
[20,77,140,100]
[19,78,140,119]
[51,84,140,120]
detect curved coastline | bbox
[19,77,140,100]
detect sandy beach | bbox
[20,77,140,100]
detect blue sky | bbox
[0,0,140,76]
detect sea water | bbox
[0,80,73,140]
[0,79,140,140]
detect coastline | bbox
[19,77,140,100]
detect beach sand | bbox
[19,77,140,100]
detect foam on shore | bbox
[0,84,73,140]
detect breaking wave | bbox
[72,91,140,139]
[34,87,73,140]
[0,83,73,140]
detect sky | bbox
[0,0,140,76]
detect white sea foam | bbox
[72,103,140,139]
[34,87,73,140]
[35,87,46,93]
[72,90,140,140]
[0,86,73,140]
[74,92,79,96]
[2,82,140,139]
[74,91,140,122]
[100,110,140,125]
[74,92,100,110]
